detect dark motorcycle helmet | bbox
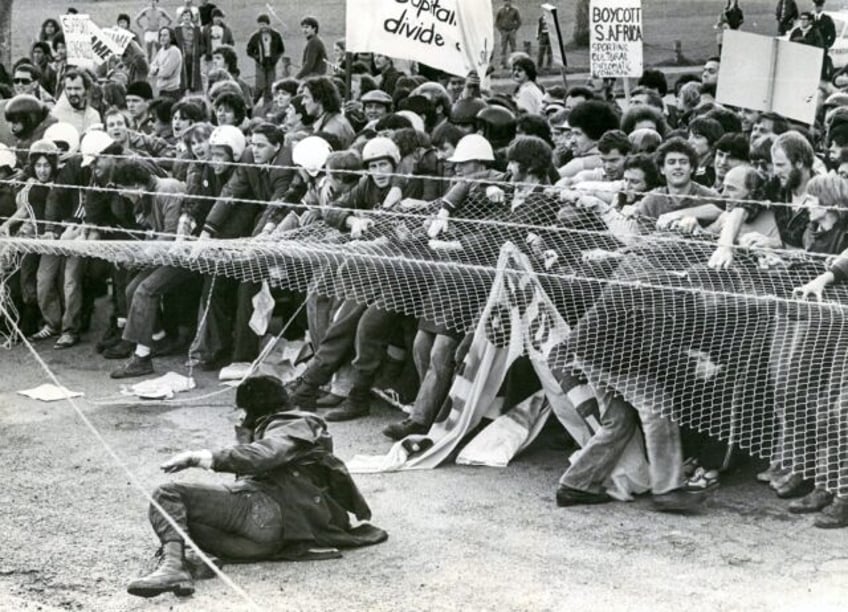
[449,97,487,128]
[4,94,48,139]
[475,106,516,150]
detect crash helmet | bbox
[447,134,495,164]
[292,136,332,177]
[208,125,247,161]
[475,106,517,150]
[43,121,81,160]
[4,94,48,139]
[361,136,401,167]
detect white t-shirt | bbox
[209,24,224,51]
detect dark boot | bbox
[325,384,371,422]
[289,361,335,411]
[815,496,848,529]
[110,355,154,379]
[96,317,122,353]
[127,541,195,598]
[382,417,428,440]
[788,487,833,514]
[103,339,134,360]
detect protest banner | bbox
[589,0,643,78]
[716,30,822,126]
[541,3,567,67]
[102,27,134,55]
[345,0,494,81]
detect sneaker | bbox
[30,325,58,341]
[382,418,429,441]
[757,462,787,484]
[54,332,79,349]
[103,339,134,360]
[110,355,154,379]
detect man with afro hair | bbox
[557,100,620,179]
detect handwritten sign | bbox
[60,15,123,68]
[589,0,643,78]
[345,0,494,80]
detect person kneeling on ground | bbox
[127,375,388,598]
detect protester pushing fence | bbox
[3,0,848,605]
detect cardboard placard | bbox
[716,30,822,126]
[589,0,644,78]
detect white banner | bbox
[345,0,494,80]
[589,0,644,78]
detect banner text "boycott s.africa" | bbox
[592,6,642,42]
[383,0,458,47]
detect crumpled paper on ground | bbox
[119,372,196,400]
[18,383,83,402]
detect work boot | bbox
[288,362,336,411]
[815,496,848,529]
[788,487,833,514]
[110,355,154,379]
[103,339,134,360]
[96,318,122,353]
[127,541,195,598]
[382,417,429,441]
[288,378,321,411]
[324,385,371,422]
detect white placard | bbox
[60,15,123,68]
[589,0,644,78]
[716,30,822,126]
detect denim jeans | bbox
[36,254,63,331]
[149,482,283,561]
[558,384,638,494]
[410,331,457,426]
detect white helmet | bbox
[209,125,247,161]
[447,134,495,164]
[43,122,81,160]
[362,136,401,166]
[292,136,332,177]
[0,143,16,171]
[79,130,114,167]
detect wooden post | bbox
[344,52,353,102]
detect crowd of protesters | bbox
[2,1,848,534]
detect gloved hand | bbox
[348,216,374,238]
[161,450,213,473]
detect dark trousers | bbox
[123,266,199,346]
[194,275,239,359]
[150,482,283,561]
[303,302,401,389]
[254,62,277,103]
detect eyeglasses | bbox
[13,78,33,85]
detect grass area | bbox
[9,0,785,85]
